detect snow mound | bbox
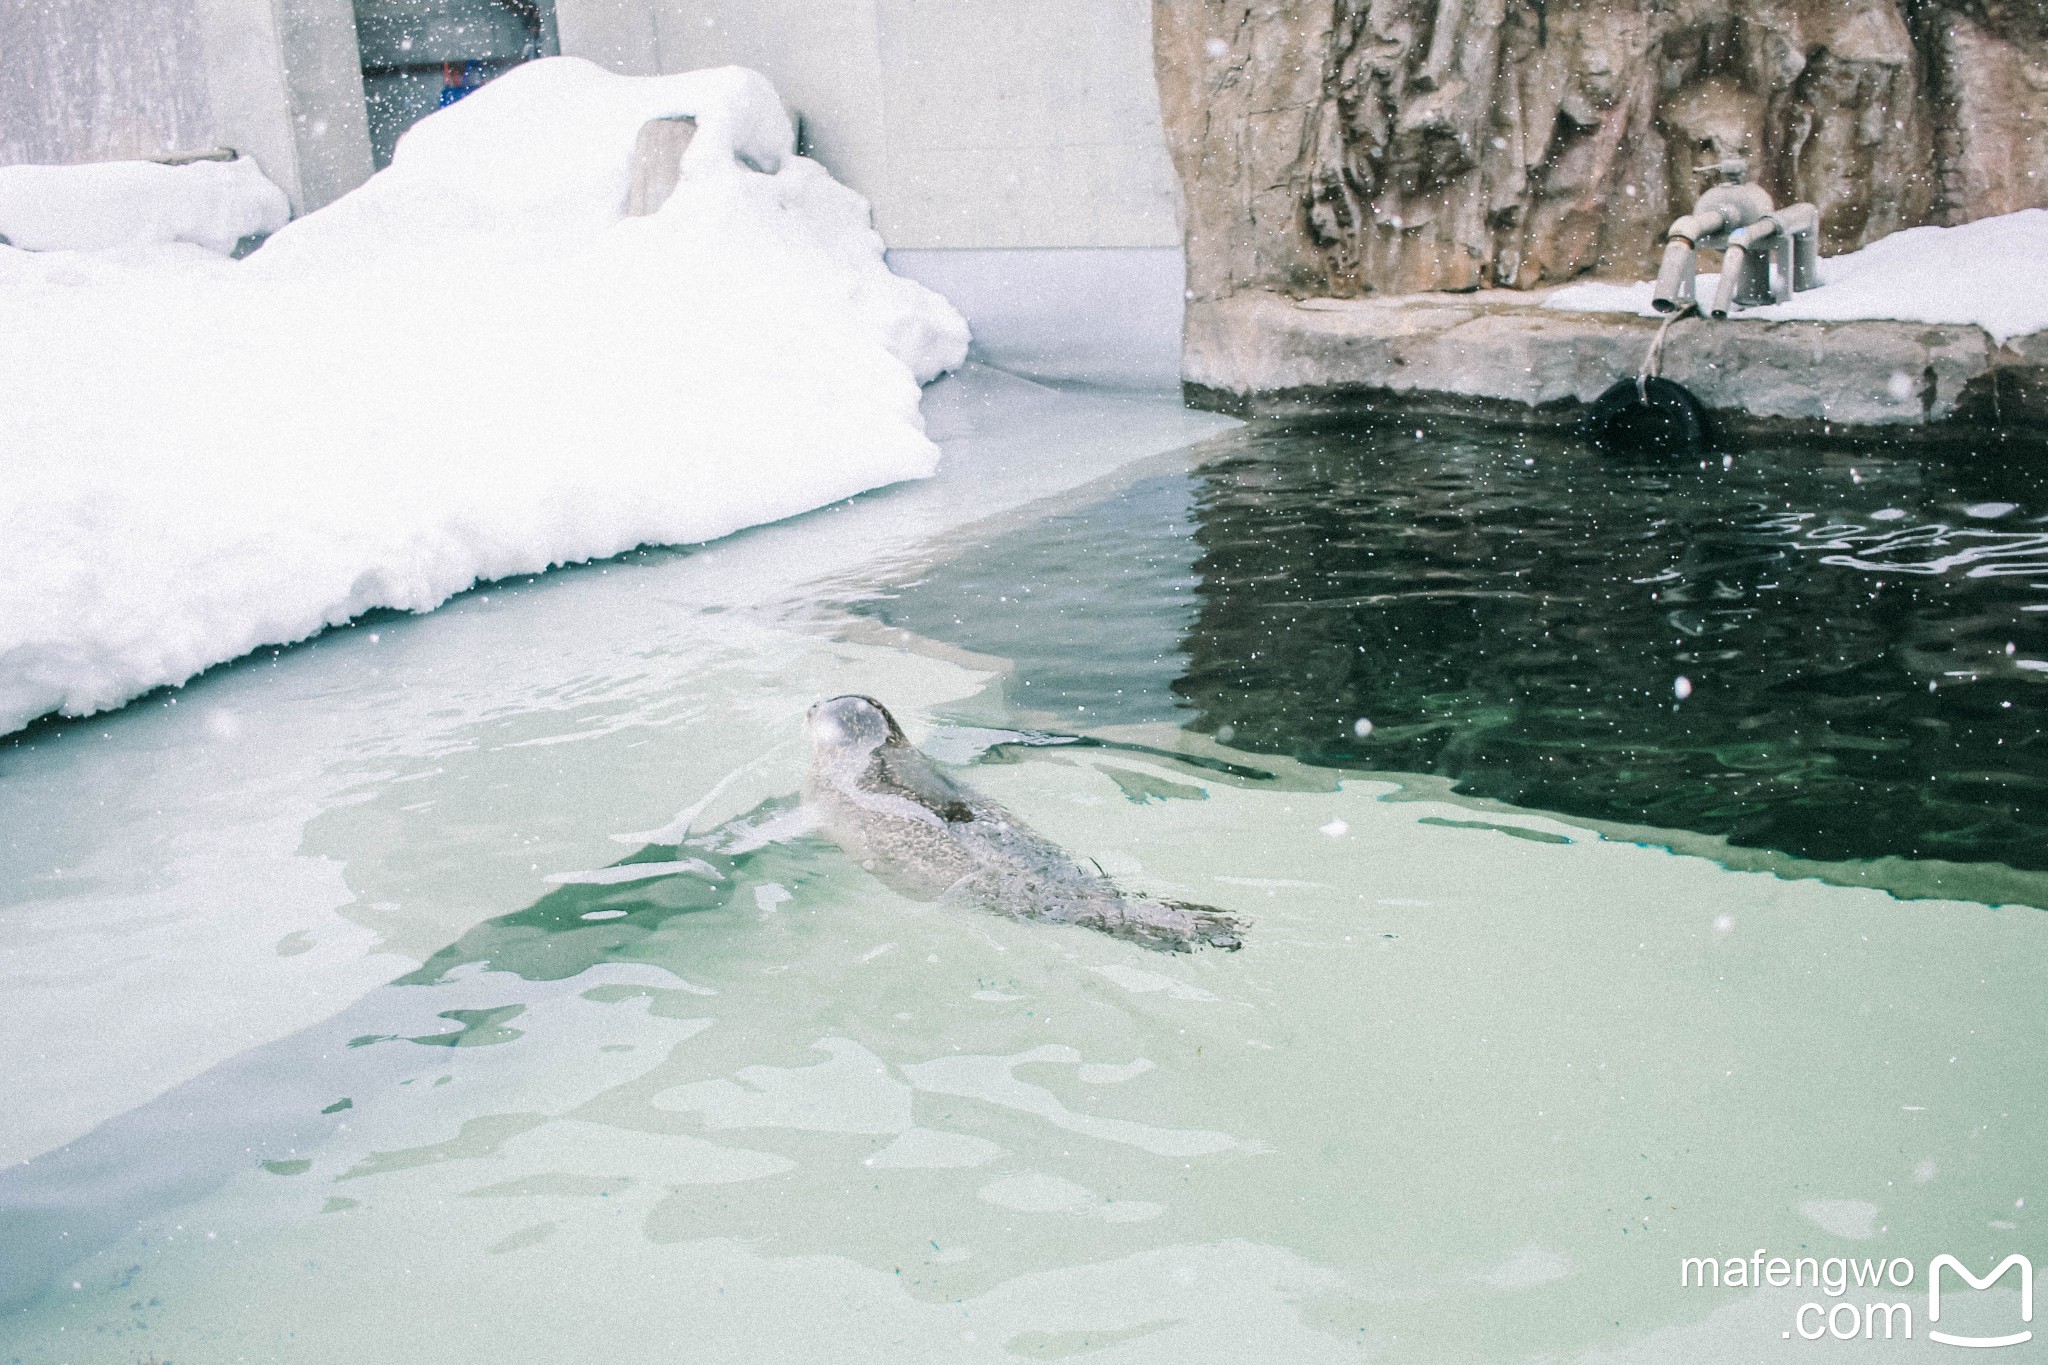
[0,156,290,254]
[0,59,969,736]
[1545,209,2048,344]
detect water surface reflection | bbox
[868,423,2048,881]
[1176,424,2048,874]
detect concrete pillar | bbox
[193,0,374,213]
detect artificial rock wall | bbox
[1154,0,2048,300]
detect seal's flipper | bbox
[1163,899,1245,951]
[1112,897,1245,953]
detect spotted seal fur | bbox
[802,695,1241,952]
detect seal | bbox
[802,695,1242,952]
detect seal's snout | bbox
[802,699,837,744]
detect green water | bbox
[2,407,2042,1364]
[865,422,2048,893]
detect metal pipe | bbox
[150,147,238,165]
[1710,242,1749,319]
[1793,230,1820,292]
[1665,210,1729,247]
[1652,239,1698,312]
[1693,182,1774,233]
[1712,217,1780,317]
[1651,180,1773,313]
[1650,164,1828,322]
[1708,203,1824,315]
[1652,214,1729,312]
[1769,202,1821,292]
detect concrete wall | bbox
[7,0,1176,239]
[7,0,1186,384]
[1,0,373,214]
[887,246,1185,388]
[550,0,1191,387]
[0,0,218,165]
[556,0,1181,251]
[657,0,888,223]
[196,0,374,213]
[555,0,664,76]
[868,0,1179,249]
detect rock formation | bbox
[1154,0,2048,300]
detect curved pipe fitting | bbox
[1694,181,1774,230]
[1724,216,1780,253]
[1769,202,1822,292]
[1768,202,1818,236]
[1664,210,1727,248]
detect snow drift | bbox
[0,156,290,254]
[1545,209,2048,345]
[0,61,969,737]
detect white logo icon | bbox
[1928,1254,2033,1349]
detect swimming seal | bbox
[802,695,1242,952]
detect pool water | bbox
[866,421,2048,901]
[2,381,2041,1363]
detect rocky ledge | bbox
[1183,290,2048,442]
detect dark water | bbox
[861,471,1203,729]
[859,421,2048,879]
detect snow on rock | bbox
[0,156,290,254]
[0,59,969,737]
[1545,209,2048,345]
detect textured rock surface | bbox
[1155,0,2048,301]
[1184,291,2048,436]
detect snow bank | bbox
[0,156,290,254]
[0,60,968,736]
[1545,209,2048,344]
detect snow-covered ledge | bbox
[1184,212,2048,442]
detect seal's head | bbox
[804,695,909,761]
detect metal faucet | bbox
[1650,159,1821,316]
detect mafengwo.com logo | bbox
[1680,1250,2034,1346]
